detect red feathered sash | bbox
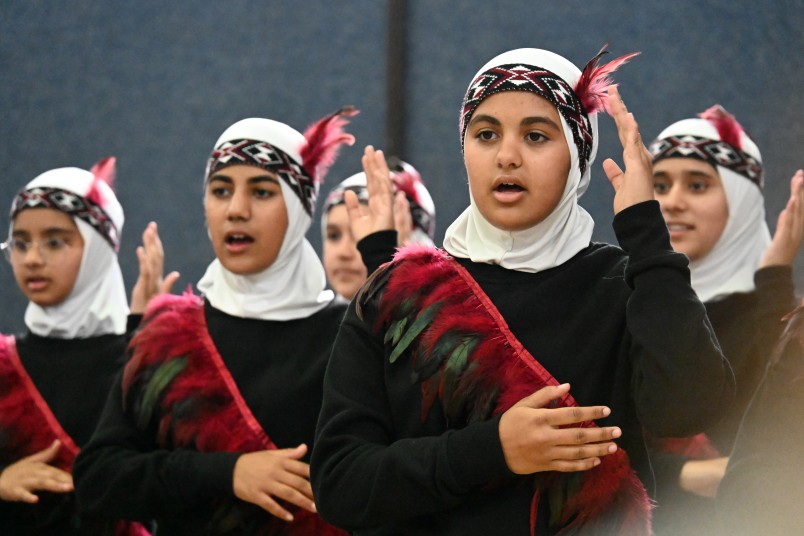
[122,292,345,536]
[370,246,651,535]
[0,335,150,536]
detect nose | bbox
[336,234,358,259]
[496,134,522,169]
[23,244,46,266]
[227,189,251,221]
[659,183,687,213]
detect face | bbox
[204,164,289,275]
[463,91,571,231]
[653,158,729,261]
[323,204,368,300]
[9,208,85,307]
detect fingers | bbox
[160,271,181,294]
[344,190,366,223]
[514,383,571,409]
[27,440,62,463]
[602,158,624,191]
[362,146,392,199]
[394,192,413,246]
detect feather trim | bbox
[574,44,640,116]
[123,293,346,535]
[86,155,116,208]
[699,104,745,151]
[367,247,651,535]
[299,106,358,185]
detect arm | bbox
[73,377,239,522]
[129,222,180,315]
[602,87,734,436]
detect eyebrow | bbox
[468,114,561,130]
[12,226,76,238]
[208,174,280,185]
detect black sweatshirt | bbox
[72,299,347,535]
[649,266,795,535]
[0,318,136,536]
[310,201,735,535]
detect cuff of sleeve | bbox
[126,314,143,334]
[194,451,241,500]
[755,265,793,292]
[613,201,690,288]
[357,230,399,274]
[446,415,513,491]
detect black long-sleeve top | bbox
[649,266,795,535]
[0,319,136,536]
[310,201,735,535]
[73,299,347,535]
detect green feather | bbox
[442,338,479,420]
[388,302,442,364]
[384,316,409,346]
[137,356,188,430]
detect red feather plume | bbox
[574,43,640,116]
[87,156,116,207]
[390,160,424,205]
[699,104,745,151]
[300,106,358,185]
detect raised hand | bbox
[601,85,655,214]
[0,440,73,503]
[761,169,804,268]
[345,146,396,244]
[232,444,315,522]
[129,221,180,314]
[498,384,620,474]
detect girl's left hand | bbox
[760,169,804,268]
[601,85,655,214]
[345,146,396,243]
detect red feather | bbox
[87,156,116,207]
[299,106,358,185]
[574,44,640,116]
[699,104,745,151]
[391,161,424,206]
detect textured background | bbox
[1,0,802,332]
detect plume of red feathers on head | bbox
[390,160,424,205]
[87,156,116,207]
[300,106,359,185]
[699,104,745,151]
[574,44,640,116]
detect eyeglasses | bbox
[1,237,73,263]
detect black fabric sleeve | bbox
[356,230,398,274]
[753,265,796,351]
[311,297,512,531]
[73,376,240,522]
[613,200,735,437]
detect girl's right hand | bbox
[498,384,621,474]
[0,440,73,503]
[760,169,804,268]
[233,444,315,522]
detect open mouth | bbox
[494,182,525,193]
[225,233,255,246]
[667,224,693,231]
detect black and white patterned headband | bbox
[649,135,763,188]
[11,187,120,251]
[206,139,317,216]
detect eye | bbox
[326,229,342,242]
[475,129,497,142]
[526,131,547,143]
[689,181,709,193]
[209,186,231,198]
[11,239,31,254]
[652,178,670,195]
[43,237,69,252]
[253,188,276,199]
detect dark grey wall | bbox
[2,0,802,333]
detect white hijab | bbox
[655,118,770,302]
[443,48,595,272]
[197,118,334,320]
[15,167,128,338]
